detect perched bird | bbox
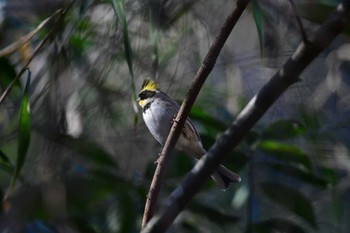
[137,79,241,189]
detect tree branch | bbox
[141,0,250,229]
[141,2,350,233]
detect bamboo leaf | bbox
[260,183,317,227]
[111,0,138,125]
[256,140,311,170]
[0,58,21,99]
[251,0,264,55]
[13,70,31,186]
[261,120,305,140]
[267,163,329,187]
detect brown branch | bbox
[140,0,250,229]
[141,2,350,233]
[0,0,76,105]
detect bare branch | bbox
[141,2,350,233]
[141,0,250,229]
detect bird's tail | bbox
[211,165,241,190]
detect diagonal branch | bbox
[141,0,250,229]
[141,2,350,233]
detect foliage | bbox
[0,0,349,233]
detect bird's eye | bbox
[139,92,146,100]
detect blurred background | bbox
[0,0,350,232]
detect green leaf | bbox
[296,3,350,36]
[0,162,14,175]
[261,120,305,140]
[111,0,138,124]
[252,218,307,233]
[113,191,137,233]
[256,141,311,170]
[267,163,329,187]
[60,135,118,168]
[189,106,227,133]
[251,0,264,56]
[260,182,317,227]
[70,217,99,233]
[0,150,10,163]
[188,200,240,225]
[0,58,21,99]
[0,150,14,175]
[13,70,31,186]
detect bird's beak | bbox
[136,97,140,102]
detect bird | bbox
[137,79,241,189]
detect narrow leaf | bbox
[13,70,31,186]
[260,182,317,227]
[251,0,264,55]
[256,140,311,170]
[111,0,138,125]
[0,150,10,163]
[261,120,305,140]
[0,58,21,98]
[267,163,329,187]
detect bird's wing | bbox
[182,118,202,143]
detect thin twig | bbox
[0,0,76,105]
[141,3,350,233]
[288,0,308,43]
[141,0,250,229]
[0,10,62,58]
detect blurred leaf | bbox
[167,153,194,179]
[256,141,311,170]
[149,3,159,79]
[0,58,21,99]
[66,176,116,212]
[260,182,316,227]
[12,70,31,186]
[111,0,138,125]
[188,200,240,224]
[0,162,14,175]
[69,34,92,57]
[232,184,249,209]
[251,0,264,55]
[0,150,10,163]
[113,191,137,233]
[296,3,350,35]
[252,218,307,233]
[111,0,133,77]
[267,163,329,187]
[0,150,14,175]
[60,135,118,168]
[261,120,305,140]
[189,106,227,133]
[70,217,98,233]
[318,166,340,185]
